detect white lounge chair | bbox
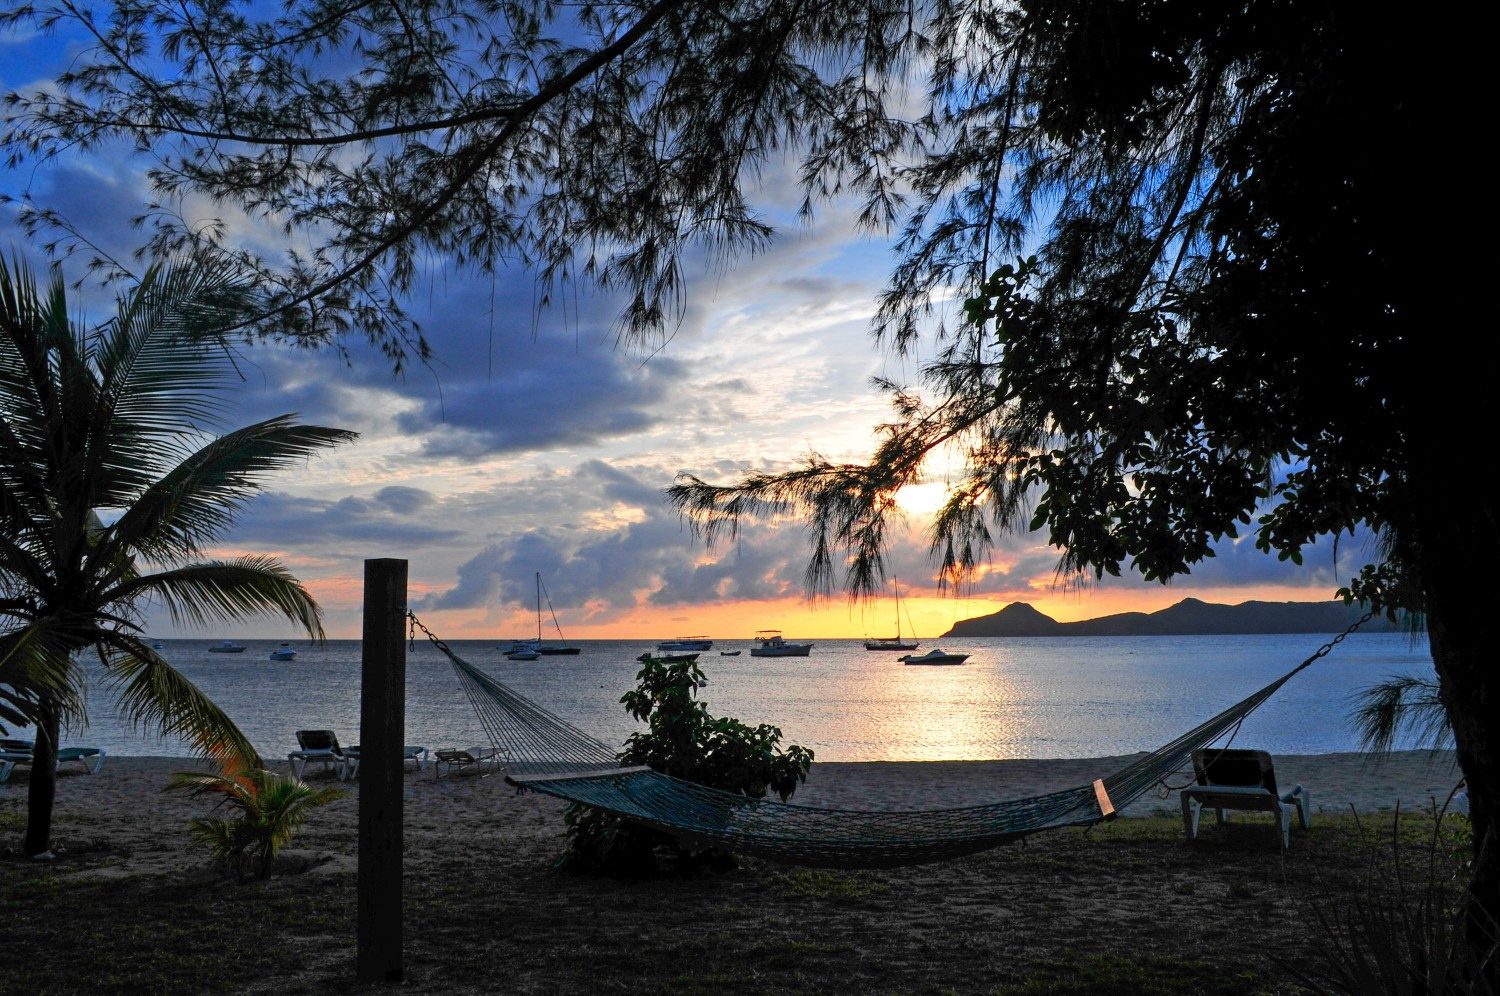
[432,745,500,779]
[288,729,346,779]
[0,742,106,781]
[56,746,107,774]
[339,745,429,781]
[0,750,29,784]
[1180,748,1310,849]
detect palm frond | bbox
[0,619,88,728]
[109,556,326,639]
[97,630,259,769]
[1353,675,1453,756]
[100,417,358,566]
[86,259,259,493]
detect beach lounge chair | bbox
[55,746,107,775]
[0,749,30,784]
[433,746,501,780]
[0,742,107,782]
[288,730,347,779]
[339,745,429,781]
[1180,748,1310,849]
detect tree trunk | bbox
[1427,591,1498,945]
[22,705,61,858]
[1414,469,1499,956]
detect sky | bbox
[0,19,1370,641]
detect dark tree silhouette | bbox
[2,0,1488,946]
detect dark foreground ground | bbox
[0,758,1469,994]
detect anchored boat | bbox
[749,630,813,657]
[864,576,918,651]
[899,648,969,666]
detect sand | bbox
[0,750,1471,993]
[0,748,1462,879]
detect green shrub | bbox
[169,765,345,882]
[561,655,812,874]
[1298,802,1495,994]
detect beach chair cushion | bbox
[1192,748,1278,796]
[296,730,342,753]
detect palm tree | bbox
[0,255,357,857]
[168,767,346,881]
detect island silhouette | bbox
[943,597,1398,638]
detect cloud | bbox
[416,460,821,615]
[226,489,465,555]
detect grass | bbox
[0,772,1471,995]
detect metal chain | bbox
[407,610,457,658]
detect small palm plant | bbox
[169,764,346,881]
[0,255,357,857]
[1354,675,1453,756]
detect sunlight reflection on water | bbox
[55,633,1432,761]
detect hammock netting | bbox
[431,629,1340,869]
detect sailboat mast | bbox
[894,576,902,640]
[535,572,542,642]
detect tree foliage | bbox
[0,255,356,855]
[562,655,812,873]
[3,0,929,364]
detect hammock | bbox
[419,617,1363,869]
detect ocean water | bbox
[33,632,1436,763]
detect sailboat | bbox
[864,577,919,651]
[532,572,581,656]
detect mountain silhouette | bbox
[943,597,1396,637]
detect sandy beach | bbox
[0,749,1468,993]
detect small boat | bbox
[636,652,701,664]
[531,573,582,655]
[657,636,713,652]
[151,640,165,650]
[749,630,813,657]
[864,576,918,651]
[209,640,247,654]
[499,639,538,655]
[269,642,297,661]
[719,650,741,656]
[899,648,969,666]
[506,649,540,661]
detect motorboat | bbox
[864,576,918,651]
[151,640,165,649]
[719,650,741,656]
[499,639,539,655]
[636,651,701,664]
[657,636,713,652]
[899,648,969,666]
[269,642,297,661]
[749,630,813,657]
[506,649,540,661]
[209,640,247,654]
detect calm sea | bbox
[33,633,1435,763]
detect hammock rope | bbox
[409,612,1371,869]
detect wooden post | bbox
[357,558,407,983]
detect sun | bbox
[893,481,953,518]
